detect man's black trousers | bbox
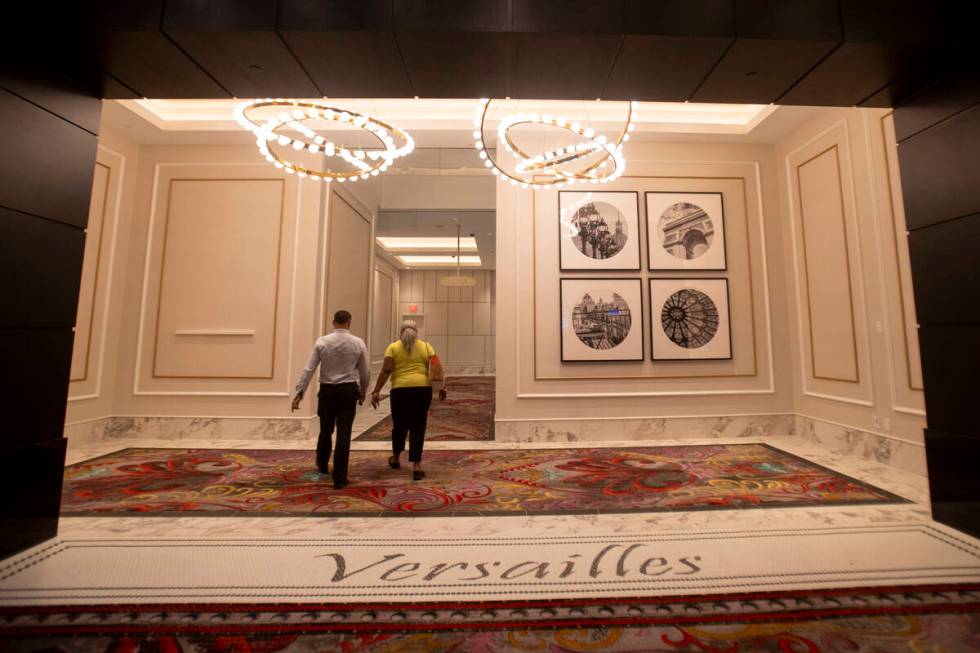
[316,382,359,482]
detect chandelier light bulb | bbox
[235,99,413,182]
[472,99,633,188]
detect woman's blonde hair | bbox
[399,319,418,350]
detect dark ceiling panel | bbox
[85,0,229,98]
[625,0,734,37]
[513,0,624,33]
[280,30,413,97]
[92,31,231,98]
[163,31,320,98]
[858,56,948,109]
[512,33,622,99]
[693,39,837,104]
[396,32,511,98]
[694,0,841,103]
[162,0,318,98]
[736,0,842,41]
[279,0,392,30]
[604,35,731,101]
[777,41,933,106]
[394,0,511,32]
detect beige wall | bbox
[66,132,140,423]
[398,269,495,372]
[371,255,401,372]
[776,108,926,444]
[65,132,380,427]
[495,141,794,421]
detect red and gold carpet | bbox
[356,375,494,441]
[61,443,906,516]
[1,585,978,651]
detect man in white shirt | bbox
[292,310,370,489]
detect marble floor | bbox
[12,414,971,606]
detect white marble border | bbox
[64,411,925,476]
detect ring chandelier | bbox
[234,99,414,182]
[473,99,637,188]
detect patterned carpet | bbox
[1,585,978,651]
[61,443,906,516]
[356,375,494,441]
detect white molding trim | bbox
[496,411,794,423]
[796,412,926,448]
[68,145,126,404]
[784,118,875,409]
[893,405,927,417]
[133,162,297,397]
[516,159,777,399]
[801,389,874,407]
[63,415,113,427]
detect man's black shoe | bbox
[333,479,349,490]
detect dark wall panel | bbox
[0,327,76,452]
[0,68,101,135]
[0,74,99,558]
[0,207,86,329]
[908,214,980,326]
[917,324,980,438]
[0,89,97,228]
[898,104,980,230]
[893,69,980,141]
[0,438,67,558]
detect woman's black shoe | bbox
[388,456,401,469]
[413,469,425,481]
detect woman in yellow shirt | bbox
[371,320,447,480]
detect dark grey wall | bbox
[0,67,101,557]
[895,69,980,537]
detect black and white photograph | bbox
[649,278,731,360]
[559,191,640,271]
[646,191,727,271]
[561,278,644,362]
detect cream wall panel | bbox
[485,336,496,368]
[398,273,412,302]
[426,302,449,335]
[411,270,424,303]
[796,147,860,383]
[68,143,130,420]
[325,191,372,343]
[423,271,438,302]
[448,302,474,335]
[436,271,450,301]
[460,271,474,302]
[70,162,110,383]
[371,268,394,361]
[154,178,284,378]
[449,335,486,365]
[473,302,492,336]
[874,113,925,410]
[447,282,461,303]
[427,334,448,361]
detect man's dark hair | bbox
[334,310,352,325]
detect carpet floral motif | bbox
[357,376,495,441]
[61,443,905,516]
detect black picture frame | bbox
[645,191,728,272]
[649,277,733,361]
[559,190,642,272]
[560,277,645,362]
